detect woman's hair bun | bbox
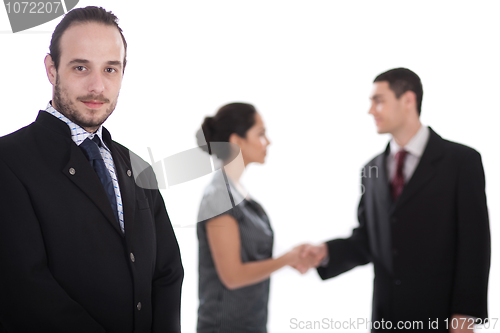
[196,103,256,160]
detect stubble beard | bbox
[53,74,118,130]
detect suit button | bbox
[127,170,132,177]
[137,302,142,311]
[394,279,401,285]
[130,253,135,262]
[69,167,76,175]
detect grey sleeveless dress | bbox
[197,170,274,333]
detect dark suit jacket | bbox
[0,111,183,333]
[318,128,490,332]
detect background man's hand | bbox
[291,243,328,273]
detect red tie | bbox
[391,150,408,200]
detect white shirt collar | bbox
[389,124,430,157]
[44,102,110,151]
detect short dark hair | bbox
[196,103,257,160]
[49,6,127,71]
[374,68,423,115]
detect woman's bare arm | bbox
[206,214,307,290]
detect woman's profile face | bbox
[237,112,270,165]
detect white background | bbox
[1,1,498,332]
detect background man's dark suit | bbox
[0,111,183,333]
[317,128,490,331]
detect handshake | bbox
[286,243,328,274]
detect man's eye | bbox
[75,66,86,71]
[105,68,116,73]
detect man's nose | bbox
[368,103,376,115]
[87,71,105,95]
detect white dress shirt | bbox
[387,125,430,183]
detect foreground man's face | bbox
[46,22,125,132]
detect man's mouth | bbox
[80,100,107,109]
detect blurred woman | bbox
[196,102,310,333]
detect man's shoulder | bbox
[439,136,481,158]
[0,111,69,151]
[0,122,34,143]
[425,129,482,164]
[363,148,387,169]
[0,122,38,158]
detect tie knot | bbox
[395,149,408,164]
[91,135,102,147]
[80,137,103,161]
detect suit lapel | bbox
[390,127,445,214]
[102,128,136,235]
[62,143,123,235]
[111,144,136,235]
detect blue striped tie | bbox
[79,137,119,223]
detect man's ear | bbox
[44,54,57,86]
[402,90,417,113]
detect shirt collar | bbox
[44,102,110,152]
[389,124,430,157]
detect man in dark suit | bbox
[0,7,183,333]
[302,68,490,332]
